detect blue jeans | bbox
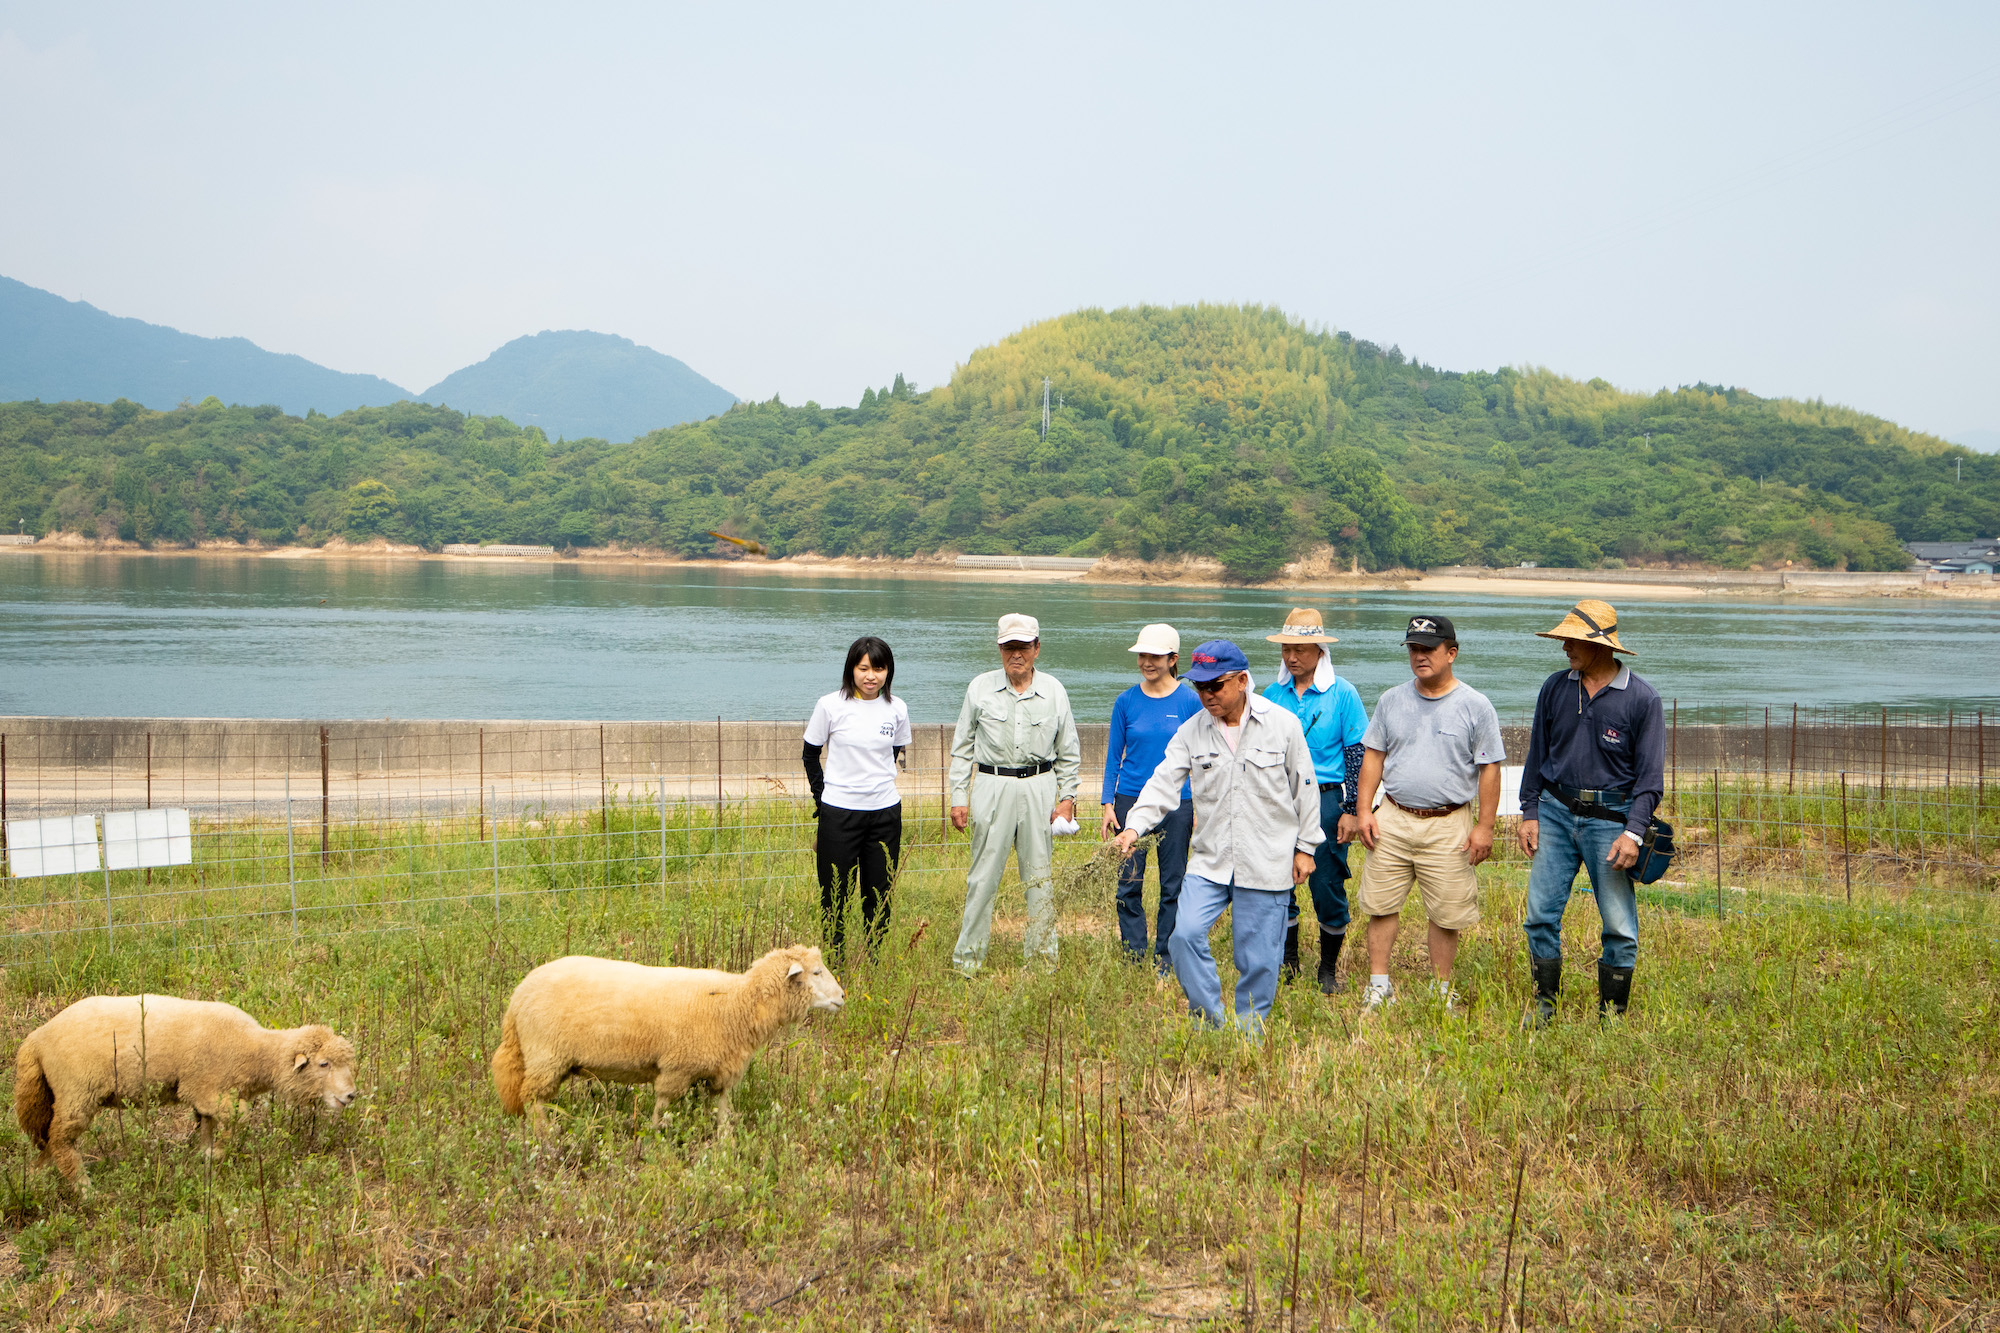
[1287,785,1352,935]
[1112,793,1191,965]
[1169,873,1290,1034]
[1524,797,1640,968]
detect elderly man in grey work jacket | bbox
[1114,639,1321,1034]
[948,613,1082,976]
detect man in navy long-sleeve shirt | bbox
[1515,600,1664,1025]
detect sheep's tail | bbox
[491,1008,527,1117]
[14,1038,53,1151]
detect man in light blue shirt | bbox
[1262,608,1369,993]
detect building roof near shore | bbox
[1905,539,2000,567]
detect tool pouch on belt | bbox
[1556,785,1676,885]
[1631,815,1675,885]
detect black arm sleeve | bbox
[1341,743,1365,815]
[801,741,825,811]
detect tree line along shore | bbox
[2,304,1993,583]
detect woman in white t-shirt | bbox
[803,636,912,961]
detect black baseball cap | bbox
[1401,614,1457,648]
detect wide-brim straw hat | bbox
[1266,607,1337,646]
[1537,599,1634,655]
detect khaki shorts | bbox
[1356,800,1482,930]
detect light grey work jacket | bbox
[947,669,1082,806]
[1123,692,1324,892]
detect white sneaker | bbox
[1429,979,1460,1012]
[1361,980,1395,1011]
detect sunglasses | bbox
[1190,675,1236,694]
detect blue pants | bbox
[1112,793,1191,964]
[1287,785,1351,935]
[1169,873,1290,1034]
[1524,798,1640,968]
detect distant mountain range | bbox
[0,275,408,417]
[0,275,735,440]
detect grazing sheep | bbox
[14,995,357,1185]
[491,944,844,1132]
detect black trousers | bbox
[816,802,902,956]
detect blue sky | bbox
[1,2,1995,444]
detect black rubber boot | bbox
[1316,931,1345,994]
[1527,954,1561,1029]
[1281,922,1301,983]
[1598,961,1633,1018]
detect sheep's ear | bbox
[787,962,804,978]
[293,1052,310,1072]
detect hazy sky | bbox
[2,2,1996,442]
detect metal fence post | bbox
[491,785,501,919]
[1879,707,1889,798]
[1839,771,1852,904]
[1787,703,1798,794]
[659,775,668,910]
[285,769,298,939]
[478,727,486,843]
[103,840,114,951]
[715,717,724,808]
[1669,700,1678,812]
[1712,769,1723,920]
[1,733,7,858]
[319,725,331,867]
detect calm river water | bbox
[0,554,1993,721]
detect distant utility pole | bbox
[1040,377,1052,441]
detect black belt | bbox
[977,760,1054,778]
[1548,779,1631,824]
[1318,781,1344,794]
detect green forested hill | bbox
[2,305,1992,578]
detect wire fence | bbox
[0,706,1992,962]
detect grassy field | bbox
[0,802,1996,1330]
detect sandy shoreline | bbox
[3,538,1994,600]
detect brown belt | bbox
[1387,794,1466,819]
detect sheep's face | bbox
[284,1028,358,1111]
[788,950,845,1014]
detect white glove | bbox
[1048,816,1081,836]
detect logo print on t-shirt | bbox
[1602,726,1621,743]
[879,722,898,737]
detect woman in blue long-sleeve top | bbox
[1099,623,1201,970]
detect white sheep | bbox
[13,994,357,1185]
[491,944,844,1131]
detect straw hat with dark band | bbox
[1265,607,1338,645]
[1537,599,1634,655]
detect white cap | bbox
[997,613,1041,644]
[1128,623,1180,655]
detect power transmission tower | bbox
[1040,377,1052,441]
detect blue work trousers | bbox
[1524,796,1640,968]
[1112,792,1191,965]
[1169,873,1290,1036]
[1286,784,1352,935]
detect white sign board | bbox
[5,815,102,878]
[103,808,193,871]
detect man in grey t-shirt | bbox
[1353,614,1504,1010]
